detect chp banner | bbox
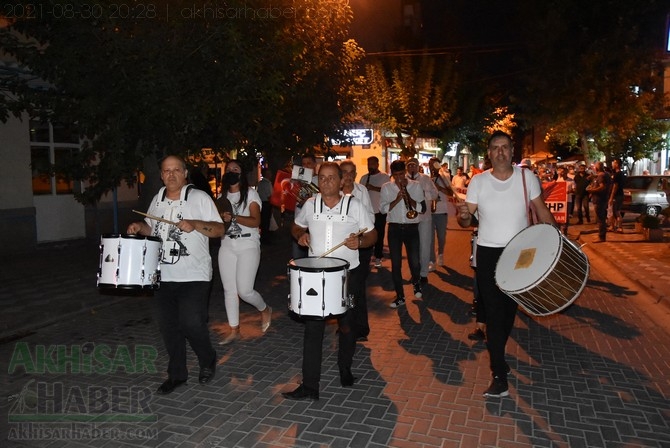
[541,181,568,224]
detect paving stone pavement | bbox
[1,221,669,447]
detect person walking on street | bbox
[573,162,591,224]
[609,159,625,233]
[126,155,225,395]
[217,160,273,345]
[406,158,438,282]
[257,167,274,244]
[340,160,375,341]
[380,160,426,308]
[428,157,455,268]
[283,162,376,400]
[586,161,611,242]
[456,131,556,398]
[360,156,391,268]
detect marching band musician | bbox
[456,131,555,399]
[282,162,376,401]
[290,153,320,259]
[380,160,426,309]
[428,157,455,269]
[406,158,438,283]
[339,160,375,341]
[217,160,273,345]
[359,156,391,267]
[126,155,224,395]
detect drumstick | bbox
[132,209,178,226]
[317,228,368,259]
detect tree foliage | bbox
[0,0,362,203]
[514,0,669,160]
[358,55,458,158]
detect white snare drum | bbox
[288,257,351,318]
[98,234,162,289]
[495,224,589,316]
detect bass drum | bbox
[495,224,589,316]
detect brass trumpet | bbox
[401,183,418,219]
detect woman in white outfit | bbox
[218,160,272,344]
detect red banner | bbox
[542,181,568,224]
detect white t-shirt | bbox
[223,188,262,243]
[146,185,223,282]
[348,183,374,224]
[466,166,541,248]
[294,193,375,269]
[432,174,452,214]
[359,171,391,214]
[407,172,437,222]
[380,179,424,224]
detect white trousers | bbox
[218,239,267,327]
[418,215,433,277]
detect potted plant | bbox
[639,213,663,241]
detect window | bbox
[29,120,80,195]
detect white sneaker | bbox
[428,262,435,272]
[437,254,443,266]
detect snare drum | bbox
[495,224,589,316]
[287,257,351,318]
[98,234,162,289]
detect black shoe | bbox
[504,363,512,375]
[156,378,187,395]
[468,328,486,341]
[356,336,368,342]
[483,376,509,398]
[420,276,428,284]
[413,283,423,298]
[340,367,356,387]
[282,384,319,401]
[390,297,406,308]
[199,357,217,384]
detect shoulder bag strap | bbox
[521,169,532,227]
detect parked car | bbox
[622,175,669,216]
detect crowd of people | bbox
[126,132,624,401]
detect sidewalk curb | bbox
[576,232,670,313]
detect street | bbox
[1,223,670,447]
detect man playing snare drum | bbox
[282,162,376,401]
[127,155,224,395]
[456,131,556,398]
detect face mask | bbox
[224,171,240,185]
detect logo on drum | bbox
[104,254,115,262]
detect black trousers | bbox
[154,281,216,381]
[301,265,360,391]
[476,246,518,380]
[387,223,420,298]
[355,247,373,338]
[594,199,608,240]
[373,212,387,260]
[575,194,590,221]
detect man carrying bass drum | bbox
[456,131,556,399]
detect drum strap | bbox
[521,170,538,226]
[154,184,195,264]
[313,194,352,218]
